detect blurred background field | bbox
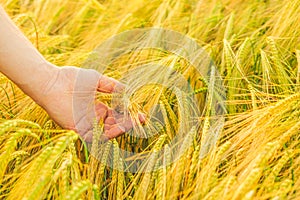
[1,0,300,199]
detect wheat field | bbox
[1,0,300,199]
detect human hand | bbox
[37,66,145,142]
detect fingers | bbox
[78,111,146,143]
[102,109,129,140]
[97,75,125,93]
[103,124,126,140]
[101,109,146,140]
[95,102,108,120]
[138,113,146,124]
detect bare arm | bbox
[0,6,58,104]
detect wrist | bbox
[18,62,60,106]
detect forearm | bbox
[0,6,58,103]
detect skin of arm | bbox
[0,6,144,142]
[0,6,58,103]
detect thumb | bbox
[97,75,125,93]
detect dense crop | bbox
[1,0,300,199]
